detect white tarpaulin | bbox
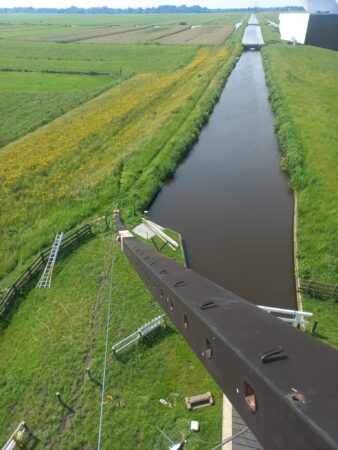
[279,13,310,44]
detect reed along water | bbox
[149,51,296,309]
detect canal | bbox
[149,50,296,309]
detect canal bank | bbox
[149,50,296,310]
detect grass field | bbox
[81,24,235,45]
[157,24,235,45]
[0,42,197,146]
[80,24,189,44]
[22,25,151,42]
[0,72,123,147]
[0,13,242,45]
[0,230,223,448]
[262,45,338,347]
[0,12,246,29]
[0,40,197,74]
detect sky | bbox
[0,0,302,9]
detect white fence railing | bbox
[258,306,313,327]
[142,219,179,250]
[112,315,166,355]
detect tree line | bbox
[0,5,304,14]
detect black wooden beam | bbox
[115,212,338,450]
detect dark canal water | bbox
[149,51,296,309]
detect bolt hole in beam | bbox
[292,393,305,403]
[245,381,257,413]
[184,314,189,329]
[167,298,174,312]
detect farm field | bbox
[262,45,338,347]
[0,41,197,146]
[81,24,190,44]
[0,40,197,74]
[157,24,235,45]
[0,13,243,45]
[0,71,123,147]
[82,24,235,45]
[0,12,246,29]
[21,24,153,42]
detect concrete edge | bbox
[222,394,233,449]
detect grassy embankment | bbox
[0,26,243,447]
[262,45,338,348]
[0,41,196,147]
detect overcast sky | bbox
[0,0,302,9]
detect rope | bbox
[97,231,116,450]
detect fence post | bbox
[332,285,337,302]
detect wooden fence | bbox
[0,224,93,318]
[299,279,338,302]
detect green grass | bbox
[0,231,222,448]
[0,40,197,74]
[0,42,197,147]
[0,72,124,147]
[303,295,338,349]
[262,45,337,347]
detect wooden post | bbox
[104,216,109,231]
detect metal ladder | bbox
[36,232,63,289]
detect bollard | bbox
[312,320,318,334]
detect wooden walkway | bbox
[222,396,263,450]
[232,408,263,450]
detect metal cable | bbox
[211,426,248,450]
[97,231,116,450]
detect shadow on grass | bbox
[115,325,177,365]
